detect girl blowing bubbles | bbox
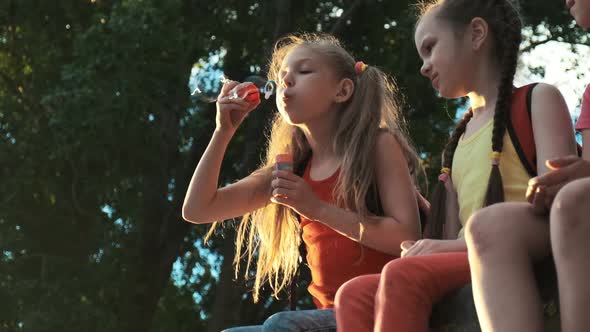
[182,33,422,331]
[466,0,590,331]
[335,0,576,331]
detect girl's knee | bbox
[335,275,377,323]
[551,178,590,236]
[379,257,445,304]
[467,203,550,260]
[465,205,513,256]
[263,310,335,332]
[335,276,365,304]
[263,312,295,331]
[381,257,426,287]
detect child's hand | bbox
[526,155,590,212]
[270,170,324,221]
[530,185,549,216]
[215,80,260,133]
[400,239,461,257]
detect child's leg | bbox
[334,273,380,332]
[465,202,550,332]
[550,178,590,332]
[374,252,471,332]
[261,309,336,332]
[223,326,262,332]
[224,309,336,332]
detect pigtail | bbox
[333,61,422,218]
[425,110,473,239]
[483,0,522,206]
[228,33,425,301]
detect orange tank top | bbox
[300,161,397,309]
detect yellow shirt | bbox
[452,119,531,237]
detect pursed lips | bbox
[430,73,439,89]
[279,94,293,108]
[281,92,293,102]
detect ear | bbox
[334,78,355,103]
[469,17,489,51]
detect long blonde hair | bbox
[208,33,421,302]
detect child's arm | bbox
[531,83,578,175]
[525,127,590,208]
[182,81,271,224]
[182,130,271,224]
[272,132,421,256]
[523,84,579,213]
[323,132,421,255]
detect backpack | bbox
[508,83,583,178]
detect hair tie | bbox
[491,151,501,165]
[355,61,368,75]
[438,167,451,182]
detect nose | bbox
[420,61,432,78]
[281,71,294,88]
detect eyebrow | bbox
[281,57,313,71]
[295,57,312,64]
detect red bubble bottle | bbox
[275,153,293,172]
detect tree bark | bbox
[206,227,248,332]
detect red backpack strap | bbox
[506,83,538,178]
[507,83,583,178]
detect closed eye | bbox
[424,41,435,55]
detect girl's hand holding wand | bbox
[216,80,261,134]
[270,169,325,222]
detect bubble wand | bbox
[192,75,277,106]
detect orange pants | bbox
[335,252,470,332]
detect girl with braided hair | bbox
[466,1,590,331]
[334,0,576,331]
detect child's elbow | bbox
[182,203,206,224]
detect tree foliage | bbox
[0,0,586,331]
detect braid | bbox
[443,110,474,169]
[490,0,521,154]
[483,0,522,206]
[425,109,473,239]
[420,0,524,237]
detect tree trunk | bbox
[119,75,193,331]
[206,227,249,332]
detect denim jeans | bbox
[222,309,336,332]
